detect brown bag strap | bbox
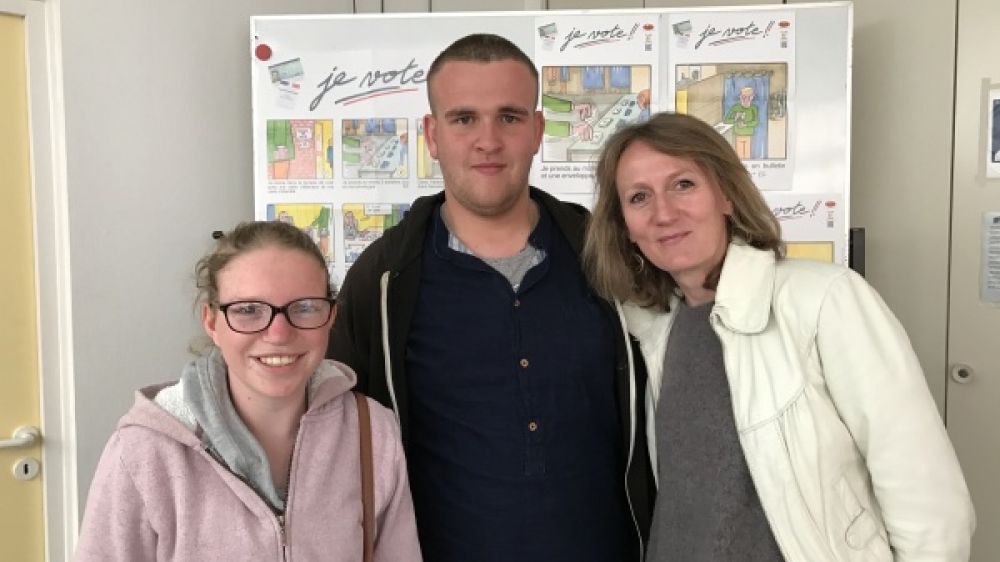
[354,391,375,562]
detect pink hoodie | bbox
[75,362,422,562]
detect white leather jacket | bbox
[623,242,974,562]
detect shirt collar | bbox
[431,196,552,263]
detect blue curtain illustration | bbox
[582,66,604,91]
[609,66,630,90]
[722,73,770,159]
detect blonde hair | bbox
[583,112,782,311]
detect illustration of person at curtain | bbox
[724,86,759,159]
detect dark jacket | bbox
[328,187,654,549]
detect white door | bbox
[0,9,46,562]
[947,0,1000,559]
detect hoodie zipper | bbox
[204,444,291,560]
[278,415,306,561]
[278,514,288,561]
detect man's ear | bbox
[423,113,439,160]
[531,110,544,155]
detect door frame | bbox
[0,1,77,560]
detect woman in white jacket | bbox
[582,112,974,562]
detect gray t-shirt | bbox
[442,201,546,291]
[644,300,785,562]
[448,230,544,291]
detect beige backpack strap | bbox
[354,390,375,562]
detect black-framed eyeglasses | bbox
[216,297,335,334]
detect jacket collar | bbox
[530,187,588,255]
[386,190,444,272]
[712,241,776,335]
[622,241,776,337]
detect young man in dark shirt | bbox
[329,33,651,562]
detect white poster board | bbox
[251,3,852,284]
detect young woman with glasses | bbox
[76,221,421,562]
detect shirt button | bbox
[513,298,521,307]
[528,421,539,432]
[519,358,529,368]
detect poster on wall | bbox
[252,5,849,281]
[666,11,795,190]
[987,85,1000,179]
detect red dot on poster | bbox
[255,44,272,61]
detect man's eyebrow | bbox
[498,105,532,116]
[442,108,476,119]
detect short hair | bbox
[583,112,783,311]
[426,33,539,111]
[195,221,332,310]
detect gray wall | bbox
[62,0,351,508]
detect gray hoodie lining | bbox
[153,347,334,512]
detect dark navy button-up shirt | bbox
[404,202,631,562]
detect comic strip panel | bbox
[266,203,335,265]
[675,63,787,161]
[267,120,334,180]
[541,65,651,162]
[342,118,408,179]
[342,203,410,263]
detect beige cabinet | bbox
[948,0,1000,559]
